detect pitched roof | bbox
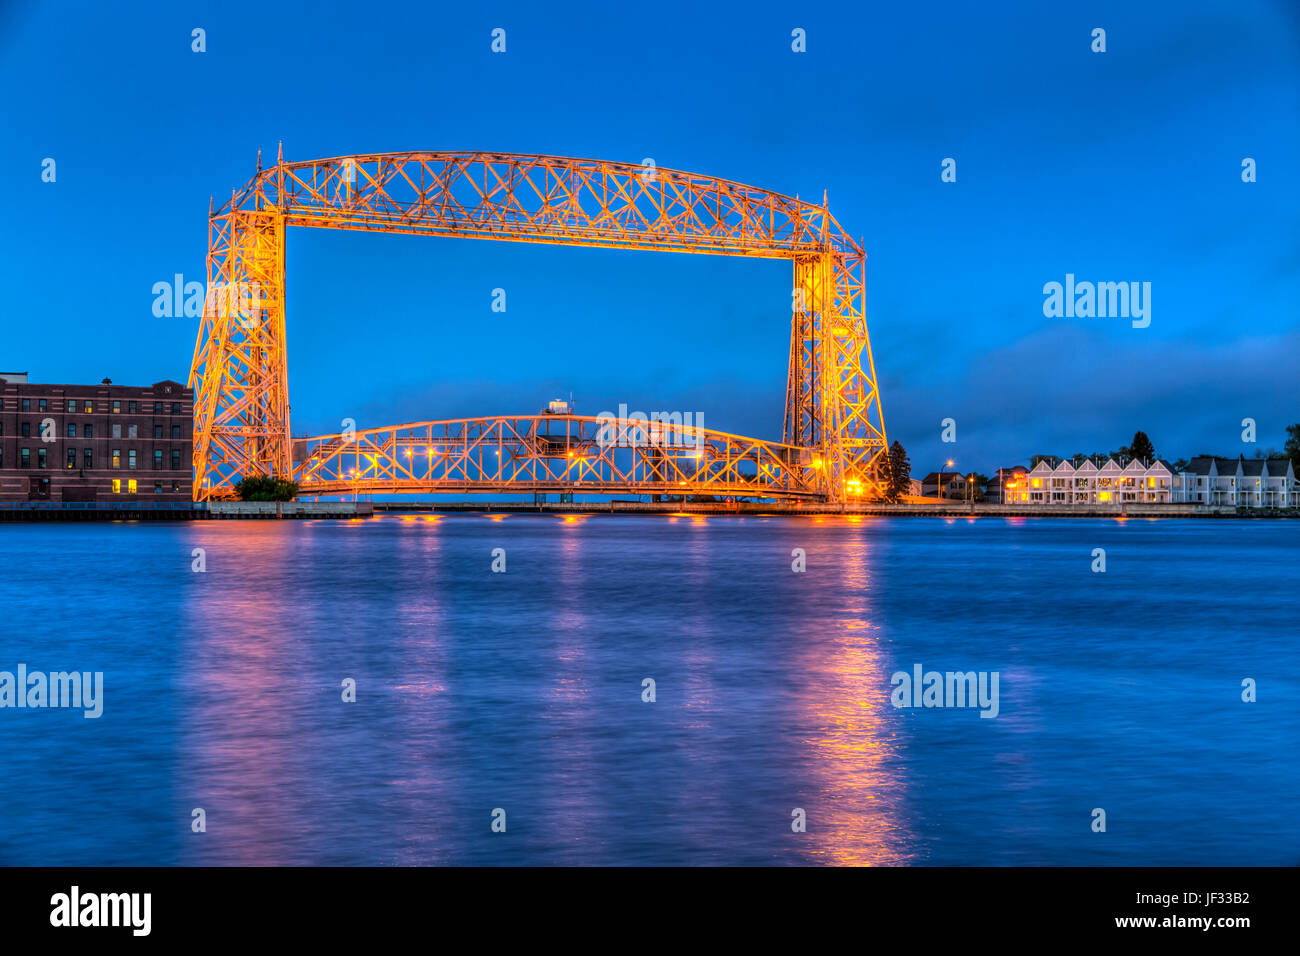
[920,471,963,483]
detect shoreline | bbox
[3,500,1297,520]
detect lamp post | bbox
[940,458,954,501]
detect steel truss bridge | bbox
[190,148,888,503]
[295,414,830,500]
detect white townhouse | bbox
[1175,456,1297,507]
[1013,457,1173,505]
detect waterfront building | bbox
[986,466,1028,503]
[1018,457,1173,505]
[0,374,193,503]
[1174,456,1297,507]
[920,470,965,498]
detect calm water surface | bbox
[0,515,1296,865]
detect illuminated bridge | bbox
[190,149,888,503]
[294,414,833,500]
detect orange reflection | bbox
[792,530,913,865]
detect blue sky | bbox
[1,0,1296,475]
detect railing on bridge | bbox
[291,414,830,501]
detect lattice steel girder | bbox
[292,415,820,501]
[190,207,289,499]
[190,150,888,501]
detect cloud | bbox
[886,323,1300,469]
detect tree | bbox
[1128,430,1156,464]
[234,475,300,501]
[885,440,911,502]
[1286,424,1300,469]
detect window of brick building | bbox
[112,449,121,469]
[128,450,137,469]
[112,423,121,438]
[112,479,121,493]
[38,399,46,412]
[21,422,30,438]
[154,481,163,493]
[66,399,75,412]
[154,425,162,439]
[21,398,30,411]
[128,424,137,439]
[113,400,121,413]
[128,479,137,493]
[171,449,181,470]
[66,423,76,438]
[66,447,76,469]
[128,401,137,414]
[171,402,181,414]
[171,424,181,439]
[84,449,92,469]
[37,448,46,468]
[20,448,30,468]
[84,423,93,439]
[154,449,162,468]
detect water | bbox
[0,515,1296,866]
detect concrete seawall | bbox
[206,501,373,519]
[0,501,373,521]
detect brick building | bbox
[0,373,192,503]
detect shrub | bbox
[234,475,300,501]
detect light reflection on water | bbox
[793,528,912,865]
[0,516,1296,866]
